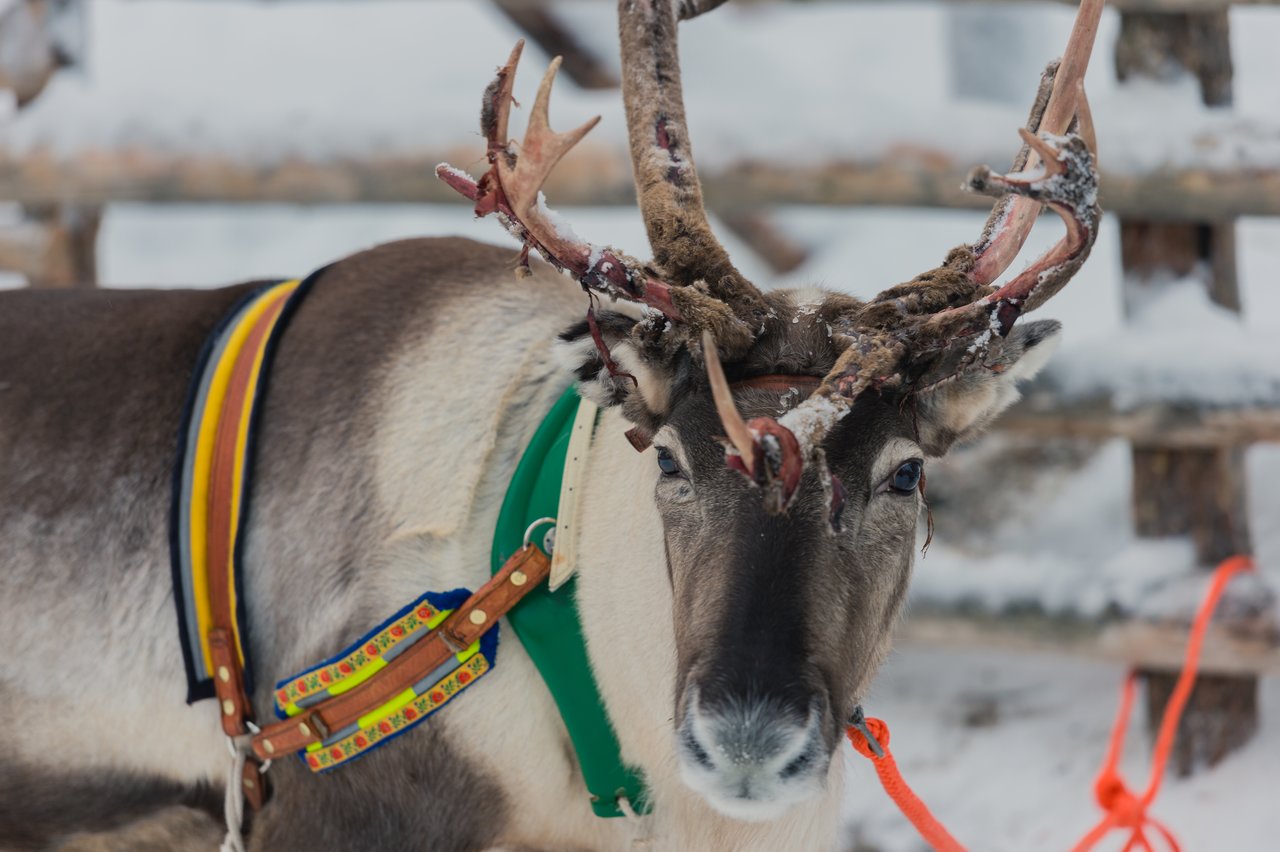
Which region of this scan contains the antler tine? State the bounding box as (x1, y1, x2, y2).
(499, 56, 603, 222)
(969, 0, 1104, 286)
(618, 0, 768, 336)
(437, 40, 683, 321)
(703, 329, 805, 513)
(706, 0, 1103, 517)
(702, 329, 756, 472)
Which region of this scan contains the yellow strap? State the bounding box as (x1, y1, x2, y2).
(189, 280, 299, 673)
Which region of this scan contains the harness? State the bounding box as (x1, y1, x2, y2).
(170, 277, 645, 846)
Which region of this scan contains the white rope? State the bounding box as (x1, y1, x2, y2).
(220, 737, 249, 852)
(617, 795, 654, 848)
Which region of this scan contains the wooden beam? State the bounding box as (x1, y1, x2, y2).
(899, 613, 1280, 676)
(0, 204, 100, 288)
(490, 0, 618, 90)
(716, 209, 810, 274)
(475, 0, 1280, 12)
(4, 144, 1280, 218)
(996, 399, 1280, 447)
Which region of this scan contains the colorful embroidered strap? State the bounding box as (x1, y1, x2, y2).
(274, 588, 499, 772)
(170, 277, 311, 703)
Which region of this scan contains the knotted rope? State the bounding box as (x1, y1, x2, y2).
(848, 554, 1255, 852)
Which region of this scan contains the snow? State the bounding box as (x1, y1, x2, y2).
(1049, 280, 1280, 409)
(534, 190, 586, 245)
(842, 644, 1280, 851)
(7, 0, 1280, 177)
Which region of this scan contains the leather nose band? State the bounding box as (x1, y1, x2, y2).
(729, 374, 822, 394)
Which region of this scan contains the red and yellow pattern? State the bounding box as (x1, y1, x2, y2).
(274, 600, 450, 712)
(303, 653, 491, 771)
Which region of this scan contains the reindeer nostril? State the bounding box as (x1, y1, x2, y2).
(682, 727, 715, 770)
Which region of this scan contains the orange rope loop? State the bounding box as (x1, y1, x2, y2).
(1070, 554, 1255, 852)
(846, 714, 966, 852)
(846, 555, 1254, 852)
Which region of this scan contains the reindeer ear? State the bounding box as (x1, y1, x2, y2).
(556, 312, 675, 417)
(914, 320, 1061, 456)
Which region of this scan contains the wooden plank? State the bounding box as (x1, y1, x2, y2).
(0, 204, 100, 288)
(491, 0, 618, 89)
(898, 614, 1280, 676)
(997, 398, 1280, 446)
(4, 144, 1280, 217)
(479, 0, 1280, 11)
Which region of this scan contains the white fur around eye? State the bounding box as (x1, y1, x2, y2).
(870, 437, 924, 487)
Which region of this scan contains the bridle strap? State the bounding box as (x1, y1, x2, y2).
(250, 544, 551, 761)
(730, 374, 822, 394)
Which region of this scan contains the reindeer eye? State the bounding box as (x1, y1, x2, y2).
(656, 447, 681, 477)
(890, 460, 923, 494)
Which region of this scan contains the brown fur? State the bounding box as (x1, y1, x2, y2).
(618, 0, 768, 341)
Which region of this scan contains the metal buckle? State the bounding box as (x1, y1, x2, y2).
(848, 705, 884, 758)
(523, 517, 557, 552)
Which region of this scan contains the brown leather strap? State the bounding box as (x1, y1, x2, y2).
(205, 293, 289, 741)
(241, 760, 268, 811)
(251, 544, 551, 762)
(731, 374, 822, 394)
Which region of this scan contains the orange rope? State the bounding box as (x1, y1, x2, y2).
(846, 555, 1254, 852)
(846, 717, 966, 852)
(1070, 554, 1255, 852)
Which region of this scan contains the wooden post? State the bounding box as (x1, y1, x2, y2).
(13, 204, 101, 289)
(491, 0, 618, 90)
(716, 209, 810, 275)
(1116, 9, 1258, 773)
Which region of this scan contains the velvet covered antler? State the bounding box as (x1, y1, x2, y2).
(437, 0, 770, 364)
(707, 0, 1104, 512)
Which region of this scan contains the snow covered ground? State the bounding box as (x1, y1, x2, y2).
(842, 644, 1280, 851)
(6, 0, 1279, 848)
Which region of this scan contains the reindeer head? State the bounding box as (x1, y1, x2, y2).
(440, 0, 1102, 823)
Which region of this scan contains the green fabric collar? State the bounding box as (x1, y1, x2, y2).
(490, 386, 649, 819)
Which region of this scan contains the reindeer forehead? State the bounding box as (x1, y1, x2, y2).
(726, 289, 858, 377)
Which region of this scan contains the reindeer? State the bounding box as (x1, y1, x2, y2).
(0, 1, 1102, 849)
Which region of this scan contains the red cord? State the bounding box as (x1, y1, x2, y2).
(846, 555, 1254, 852)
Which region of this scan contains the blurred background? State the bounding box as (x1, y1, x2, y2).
(3, 0, 1279, 848)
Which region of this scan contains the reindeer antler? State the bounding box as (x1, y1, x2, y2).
(619, 0, 769, 340)
(436, 41, 681, 321)
(705, 0, 1104, 513)
(438, 17, 767, 362)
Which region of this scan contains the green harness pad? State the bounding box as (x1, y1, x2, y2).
(491, 386, 649, 818)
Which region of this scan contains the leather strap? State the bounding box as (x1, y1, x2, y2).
(731, 374, 822, 394)
(251, 544, 551, 762)
(202, 288, 290, 806)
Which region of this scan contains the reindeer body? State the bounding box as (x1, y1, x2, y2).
(0, 237, 846, 851)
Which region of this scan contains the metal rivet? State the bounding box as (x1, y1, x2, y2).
(298, 722, 312, 739)
(222, 700, 235, 716)
(510, 570, 528, 587)
(469, 609, 487, 625)
(262, 739, 275, 754)
(217, 666, 231, 683)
